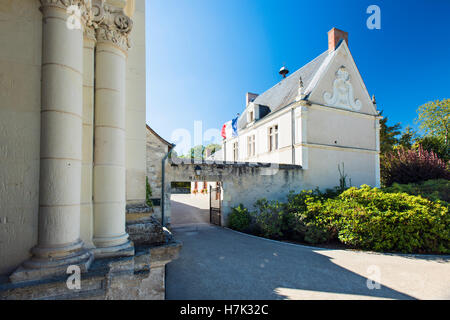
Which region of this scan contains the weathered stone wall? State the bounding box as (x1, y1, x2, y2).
(166, 161, 304, 226)
(0, 0, 42, 276)
(146, 128, 170, 220)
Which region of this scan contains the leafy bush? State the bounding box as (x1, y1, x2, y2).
(252, 199, 288, 239)
(384, 179, 450, 204)
(146, 177, 153, 208)
(284, 190, 339, 244)
(333, 186, 450, 253)
(229, 184, 450, 253)
(413, 136, 449, 162)
(381, 145, 449, 187)
(228, 204, 252, 232)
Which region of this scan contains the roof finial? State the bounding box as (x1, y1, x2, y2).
(295, 76, 306, 102)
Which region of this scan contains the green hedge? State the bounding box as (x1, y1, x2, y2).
(228, 184, 450, 254)
(329, 186, 449, 253)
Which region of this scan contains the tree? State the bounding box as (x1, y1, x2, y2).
(398, 126, 416, 149)
(416, 99, 450, 147)
(413, 136, 449, 162)
(182, 143, 223, 160)
(379, 111, 401, 154)
(205, 143, 221, 156)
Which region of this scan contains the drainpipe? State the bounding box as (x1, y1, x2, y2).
(161, 144, 175, 227)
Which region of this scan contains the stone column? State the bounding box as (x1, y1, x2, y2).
(11, 0, 93, 282)
(80, 26, 96, 248)
(92, 0, 134, 257)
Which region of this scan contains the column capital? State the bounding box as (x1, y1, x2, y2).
(84, 25, 97, 42)
(40, 0, 90, 9)
(40, 0, 93, 14)
(93, 0, 133, 51)
(40, 0, 95, 32)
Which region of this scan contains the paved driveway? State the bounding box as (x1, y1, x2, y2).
(170, 194, 210, 227)
(166, 224, 450, 300)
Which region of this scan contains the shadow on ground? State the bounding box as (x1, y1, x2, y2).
(166, 225, 421, 300)
(170, 198, 210, 226)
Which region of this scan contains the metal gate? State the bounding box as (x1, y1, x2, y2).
(209, 185, 222, 226)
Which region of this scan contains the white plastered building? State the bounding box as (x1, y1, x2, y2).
(223, 28, 381, 190)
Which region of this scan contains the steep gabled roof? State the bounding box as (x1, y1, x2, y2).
(146, 124, 173, 148)
(237, 49, 331, 129)
(253, 50, 330, 112)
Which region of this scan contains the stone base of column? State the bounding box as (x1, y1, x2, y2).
(91, 240, 135, 259)
(9, 242, 94, 283)
(1, 238, 182, 300)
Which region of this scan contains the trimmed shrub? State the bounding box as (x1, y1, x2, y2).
(381, 145, 449, 187)
(228, 204, 252, 232)
(333, 186, 450, 253)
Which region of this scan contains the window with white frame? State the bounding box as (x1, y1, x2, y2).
(249, 110, 254, 122)
(268, 125, 278, 152)
(233, 142, 239, 161)
(247, 135, 255, 157)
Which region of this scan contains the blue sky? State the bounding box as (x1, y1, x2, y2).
(146, 0, 450, 150)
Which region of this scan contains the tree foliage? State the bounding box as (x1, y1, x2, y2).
(381, 145, 449, 187)
(179, 143, 222, 160)
(413, 136, 449, 162)
(398, 126, 416, 149)
(379, 111, 401, 154)
(416, 99, 450, 146)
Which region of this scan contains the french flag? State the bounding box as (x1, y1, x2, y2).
(221, 117, 238, 139)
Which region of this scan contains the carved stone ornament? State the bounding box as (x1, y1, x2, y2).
(93, 0, 133, 51)
(40, 0, 94, 30)
(295, 76, 305, 102)
(323, 66, 362, 111)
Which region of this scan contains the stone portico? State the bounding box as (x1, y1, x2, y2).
(0, 0, 180, 299)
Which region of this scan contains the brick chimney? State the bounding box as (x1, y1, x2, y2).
(328, 28, 348, 52)
(246, 92, 258, 106)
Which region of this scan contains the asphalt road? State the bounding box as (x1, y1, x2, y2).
(166, 224, 450, 300)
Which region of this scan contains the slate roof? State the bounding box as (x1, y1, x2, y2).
(238, 49, 331, 130)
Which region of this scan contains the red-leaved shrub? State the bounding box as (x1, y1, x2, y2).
(381, 145, 450, 186)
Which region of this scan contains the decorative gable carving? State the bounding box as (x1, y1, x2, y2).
(323, 66, 361, 111)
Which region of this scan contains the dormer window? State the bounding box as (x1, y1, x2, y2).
(247, 104, 255, 124)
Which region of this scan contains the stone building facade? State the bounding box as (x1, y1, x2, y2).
(0, 0, 180, 299)
(146, 125, 173, 221)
